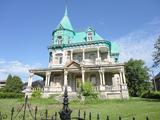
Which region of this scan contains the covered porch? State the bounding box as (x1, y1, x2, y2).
(26, 62, 127, 96)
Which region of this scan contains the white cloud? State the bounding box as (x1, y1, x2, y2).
(114, 21, 160, 67)
(0, 59, 43, 82)
(0, 58, 5, 64)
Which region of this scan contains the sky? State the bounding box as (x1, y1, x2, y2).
(0, 0, 160, 81)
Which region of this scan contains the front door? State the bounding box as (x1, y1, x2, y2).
(76, 76, 82, 92)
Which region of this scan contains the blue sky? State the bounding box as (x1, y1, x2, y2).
(0, 0, 160, 81)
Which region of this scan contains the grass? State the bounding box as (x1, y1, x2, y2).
(0, 97, 160, 120)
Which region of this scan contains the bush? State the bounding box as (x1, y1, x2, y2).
(31, 89, 42, 98)
(80, 82, 98, 98)
(141, 90, 160, 99)
(0, 88, 6, 92)
(0, 92, 24, 98)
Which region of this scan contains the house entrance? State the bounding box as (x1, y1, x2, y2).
(76, 76, 82, 92)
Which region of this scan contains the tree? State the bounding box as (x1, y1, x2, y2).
(5, 74, 23, 93)
(125, 59, 150, 97)
(153, 36, 160, 68)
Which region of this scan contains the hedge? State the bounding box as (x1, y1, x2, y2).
(0, 92, 25, 98)
(141, 90, 160, 99)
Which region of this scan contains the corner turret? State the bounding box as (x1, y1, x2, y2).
(52, 7, 75, 45)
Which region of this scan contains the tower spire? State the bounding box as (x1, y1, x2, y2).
(64, 6, 68, 16)
(55, 5, 73, 31)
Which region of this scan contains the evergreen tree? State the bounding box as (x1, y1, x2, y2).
(125, 59, 150, 97)
(153, 36, 160, 68)
(5, 74, 23, 93)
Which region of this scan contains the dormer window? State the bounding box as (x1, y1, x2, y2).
(57, 36, 62, 45)
(87, 32, 93, 41)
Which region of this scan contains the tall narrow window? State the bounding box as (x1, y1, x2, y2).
(55, 53, 63, 64)
(59, 57, 62, 64)
(49, 52, 52, 62)
(57, 36, 62, 45)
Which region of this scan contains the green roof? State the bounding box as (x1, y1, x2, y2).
(52, 8, 119, 55)
(73, 30, 103, 43)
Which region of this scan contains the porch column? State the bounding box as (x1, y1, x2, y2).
(28, 73, 34, 87)
(99, 70, 103, 85)
(82, 69, 85, 84)
(71, 50, 73, 61)
(97, 47, 100, 59)
(107, 51, 110, 61)
(64, 70, 68, 86)
(122, 71, 126, 84)
(119, 71, 123, 84)
(47, 72, 51, 86)
(102, 70, 105, 85)
(82, 49, 85, 61)
(45, 72, 51, 87)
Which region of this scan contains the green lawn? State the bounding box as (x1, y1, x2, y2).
(0, 97, 160, 120)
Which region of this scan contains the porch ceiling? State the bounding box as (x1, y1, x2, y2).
(68, 69, 81, 73)
(34, 72, 46, 78)
(84, 66, 122, 73)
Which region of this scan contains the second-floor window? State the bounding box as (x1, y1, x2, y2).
(73, 53, 82, 62)
(89, 53, 96, 61)
(55, 53, 63, 64)
(49, 52, 52, 62)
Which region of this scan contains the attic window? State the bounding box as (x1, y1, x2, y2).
(87, 32, 93, 41)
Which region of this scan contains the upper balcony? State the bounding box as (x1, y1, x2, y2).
(49, 45, 117, 68)
(69, 46, 115, 65)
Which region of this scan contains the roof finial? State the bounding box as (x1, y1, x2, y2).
(65, 6, 68, 16)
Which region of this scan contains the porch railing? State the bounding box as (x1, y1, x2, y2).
(93, 84, 128, 92)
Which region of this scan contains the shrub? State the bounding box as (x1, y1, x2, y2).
(0, 88, 5, 92)
(0, 92, 24, 98)
(31, 89, 42, 98)
(141, 90, 160, 99)
(80, 82, 98, 98)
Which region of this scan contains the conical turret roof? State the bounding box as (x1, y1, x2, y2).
(56, 7, 73, 31)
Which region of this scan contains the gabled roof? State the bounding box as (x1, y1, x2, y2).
(86, 27, 95, 32)
(56, 8, 73, 31)
(65, 60, 81, 68)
